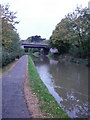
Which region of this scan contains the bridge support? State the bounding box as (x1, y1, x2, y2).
(40, 48, 50, 55)
(43, 48, 50, 55)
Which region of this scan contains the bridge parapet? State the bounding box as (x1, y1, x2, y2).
(21, 43, 50, 48)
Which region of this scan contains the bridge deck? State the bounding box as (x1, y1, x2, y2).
(22, 43, 49, 48)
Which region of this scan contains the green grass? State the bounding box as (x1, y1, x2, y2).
(28, 55, 71, 118)
(47, 53, 55, 58)
(33, 52, 40, 57)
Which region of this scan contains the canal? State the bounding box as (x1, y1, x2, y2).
(32, 55, 89, 118)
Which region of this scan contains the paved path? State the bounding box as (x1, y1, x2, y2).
(2, 55, 30, 118)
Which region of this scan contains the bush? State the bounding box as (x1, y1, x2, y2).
(2, 49, 24, 67)
(69, 45, 79, 57)
(2, 51, 14, 66)
(69, 45, 88, 59)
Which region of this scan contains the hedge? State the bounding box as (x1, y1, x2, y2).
(1, 49, 24, 67)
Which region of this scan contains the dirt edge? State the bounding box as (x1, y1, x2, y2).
(24, 56, 48, 118)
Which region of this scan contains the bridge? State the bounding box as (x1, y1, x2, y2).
(21, 43, 49, 48)
(21, 42, 50, 55)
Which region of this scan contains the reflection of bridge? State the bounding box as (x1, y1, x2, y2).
(21, 43, 50, 55)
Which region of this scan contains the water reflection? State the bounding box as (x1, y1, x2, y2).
(32, 56, 89, 118)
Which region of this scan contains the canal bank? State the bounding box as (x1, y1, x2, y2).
(47, 53, 88, 66)
(28, 55, 70, 118)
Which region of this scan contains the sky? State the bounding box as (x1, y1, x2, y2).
(1, 0, 89, 40)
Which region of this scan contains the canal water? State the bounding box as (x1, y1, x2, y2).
(32, 56, 89, 118)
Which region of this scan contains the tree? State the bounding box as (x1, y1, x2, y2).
(1, 4, 23, 66)
(66, 7, 89, 58)
(27, 35, 46, 43)
(50, 6, 89, 58)
(1, 4, 19, 50)
(50, 18, 71, 54)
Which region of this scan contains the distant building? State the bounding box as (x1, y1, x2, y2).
(50, 48, 58, 53)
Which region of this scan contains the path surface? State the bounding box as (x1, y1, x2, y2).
(2, 55, 30, 118)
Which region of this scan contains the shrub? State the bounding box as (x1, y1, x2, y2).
(2, 49, 24, 67)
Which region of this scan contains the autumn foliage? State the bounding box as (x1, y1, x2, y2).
(50, 7, 90, 58)
(1, 4, 23, 66)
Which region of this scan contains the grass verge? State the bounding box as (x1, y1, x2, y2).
(28, 55, 70, 118)
(33, 52, 40, 57)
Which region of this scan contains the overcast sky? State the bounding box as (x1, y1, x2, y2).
(1, 0, 89, 40)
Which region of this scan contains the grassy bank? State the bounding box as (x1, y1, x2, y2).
(28, 55, 70, 118)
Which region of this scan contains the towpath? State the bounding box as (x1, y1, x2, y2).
(2, 55, 30, 118)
